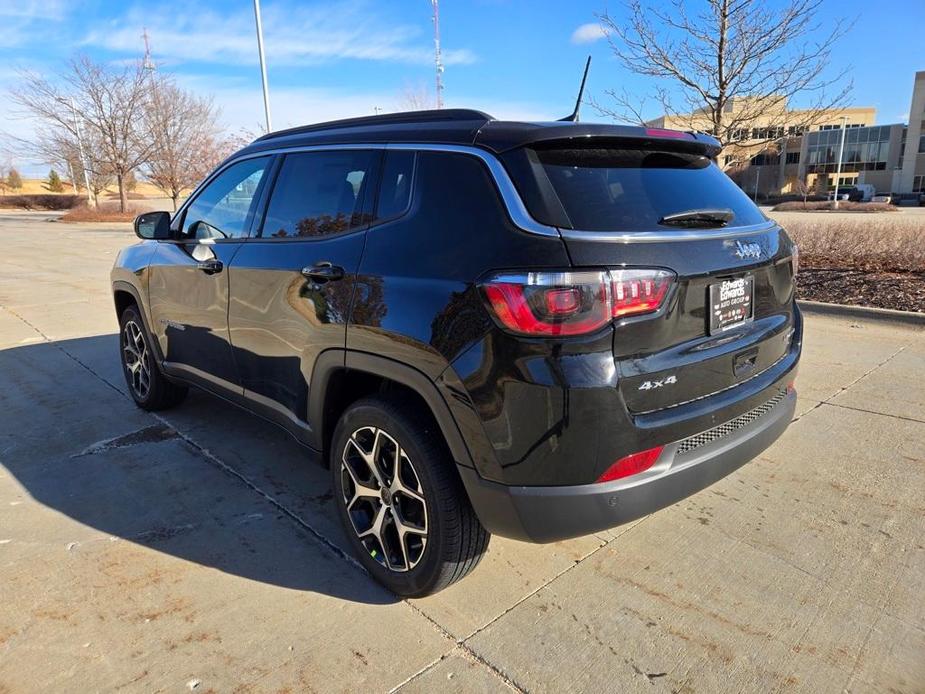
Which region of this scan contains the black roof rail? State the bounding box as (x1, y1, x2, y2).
(255, 109, 495, 143)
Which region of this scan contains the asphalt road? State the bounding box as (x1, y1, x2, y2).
(1, 212, 923, 693)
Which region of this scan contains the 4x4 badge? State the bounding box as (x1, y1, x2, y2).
(734, 240, 762, 260)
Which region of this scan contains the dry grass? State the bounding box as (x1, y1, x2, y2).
(103, 191, 147, 200)
(6, 177, 165, 197)
(773, 201, 899, 212)
(782, 216, 925, 273)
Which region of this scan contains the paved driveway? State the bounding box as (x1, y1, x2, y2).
(1, 212, 922, 693)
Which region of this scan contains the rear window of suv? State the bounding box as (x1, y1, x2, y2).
(522, 147, 767, 231)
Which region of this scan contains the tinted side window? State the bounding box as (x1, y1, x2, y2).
(375, 151, 414, 221)
(182, 157, 269, 240)
(261, 150, 378, 238)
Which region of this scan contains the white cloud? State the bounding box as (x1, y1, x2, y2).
(83, 2, 476, 68)
(570, 22, 609, 44)
(0, 0, 68, 48)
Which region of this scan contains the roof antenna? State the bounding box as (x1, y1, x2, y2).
(559, 56, 591, 122)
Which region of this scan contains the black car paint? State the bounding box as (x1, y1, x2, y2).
(112, 112, 801, 542)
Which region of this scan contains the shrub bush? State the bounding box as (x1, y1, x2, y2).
(781, 216, 925, 273)
(0, 194, 83, 210)
(772, 201, 899, 212)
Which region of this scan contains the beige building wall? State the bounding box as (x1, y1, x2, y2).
(899, 71, 925, 193)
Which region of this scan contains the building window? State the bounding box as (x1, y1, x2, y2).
(803, 124, 891, 175)
(914, 175, 925, 193)
(785, 152, 800, 164)
(750, 153, 776, 166)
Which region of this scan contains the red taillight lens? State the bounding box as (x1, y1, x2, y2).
(480, 269, 675, 337)
(482, 271, 612, 336)
(645, 128, 692, 140)
(610, 269, 674, 319)
(597, 446, 664, 483)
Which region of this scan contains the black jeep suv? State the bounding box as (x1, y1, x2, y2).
(112, 110, 801, 596)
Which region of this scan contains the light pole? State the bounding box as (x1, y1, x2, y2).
(253, 0, 272, 133)
(832, 116, 848, 209)
(57, 96, 93, 207)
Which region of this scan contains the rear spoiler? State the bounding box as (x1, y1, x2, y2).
(475, 122, 722, 159)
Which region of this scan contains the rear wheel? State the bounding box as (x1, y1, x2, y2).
(119, 305, 187, 411)
(331, 396, 489, 597)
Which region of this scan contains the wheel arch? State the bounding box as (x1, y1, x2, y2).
(309, 350, 474, 470)
(112, 280, 166, 365)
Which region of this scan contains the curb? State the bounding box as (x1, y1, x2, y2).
(798, 300, 925, 327)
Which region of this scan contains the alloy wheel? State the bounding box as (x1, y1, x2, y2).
(340, 426, 428, 572)
(122, 320, 151, 400)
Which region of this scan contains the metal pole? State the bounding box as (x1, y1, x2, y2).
(66, 160, 78, 194)
(253, 0, 272, 132)
(431, 0, 444, 109)
(67, 97, 94, 207)
(754, 167, 760, 202)
(833, 116, 847, 209)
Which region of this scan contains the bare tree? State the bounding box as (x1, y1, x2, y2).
(26, 127, 105, 205)
(398, 82, 434, 111)
(143, 78, 226, 210)
(794, 178, 812, 207)
(593, 0, 853, 148)
(10, 55, 155, 212)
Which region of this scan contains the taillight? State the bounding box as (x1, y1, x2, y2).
(597, 446, 664, 483)
(480, 269, 674, 337)
(610, 269, 673, 319)
(482, 271, 612, 337)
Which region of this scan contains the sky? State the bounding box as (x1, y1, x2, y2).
(1, 0, 923, 176)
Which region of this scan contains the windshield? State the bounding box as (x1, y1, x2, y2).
(530, 147, 767, 232)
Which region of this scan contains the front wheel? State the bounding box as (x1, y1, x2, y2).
(330, 396, 489, 597)
(119, 305, 187, 411)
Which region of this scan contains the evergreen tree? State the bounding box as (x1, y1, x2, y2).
(46, 169, 64, 193)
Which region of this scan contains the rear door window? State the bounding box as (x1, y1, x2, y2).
(260, 150, 379, 238)
(528, 147, 766, 231)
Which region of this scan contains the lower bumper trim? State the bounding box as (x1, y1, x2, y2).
(459, 389, 796, 543)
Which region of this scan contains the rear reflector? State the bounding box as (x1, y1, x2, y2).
(597, 446, 664, 483)
(480, 268, 675, 337)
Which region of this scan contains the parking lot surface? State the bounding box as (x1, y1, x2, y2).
(1, 211, 923, 693)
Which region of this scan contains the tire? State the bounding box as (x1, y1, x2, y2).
(330, 395, 490, 597)
(119, 305, 187, 411)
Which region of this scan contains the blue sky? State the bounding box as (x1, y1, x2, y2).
(1, 0, 923, 174)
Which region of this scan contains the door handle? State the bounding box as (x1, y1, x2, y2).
(196, 258, 223, 274)
(301, 262, 345, 282)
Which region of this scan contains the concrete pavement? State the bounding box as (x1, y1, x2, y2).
(0, 212, 922, 693)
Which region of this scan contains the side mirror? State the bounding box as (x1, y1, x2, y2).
(134, 211, 172, 240)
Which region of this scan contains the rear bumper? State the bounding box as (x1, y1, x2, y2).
(459, 387, 796, 543)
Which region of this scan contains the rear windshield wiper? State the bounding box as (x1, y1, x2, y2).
(658, 208, 734, 228)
